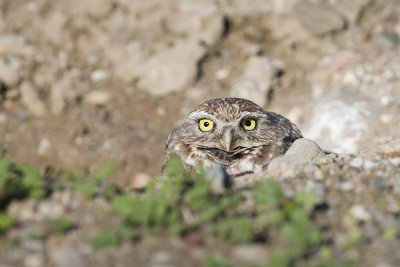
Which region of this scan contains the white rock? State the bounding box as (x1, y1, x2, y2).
(292, 1, 345, 35)
(138, 41, 205, 96)
(42, 12, 67, 44)
(50, 78, 68, 115)
(90, 70, 109, 82)
(84, 90, 111, 105)
(108, 41, 148, 83)
(37, 138, 51, 156)
(102, 140, 112, 151)
(350, 157, 363, 168)
(231, 244, 269, 264)
(215, 69, 230, 80)
(285, 138, 325, 162)
(363, 159, 376, 170)
(303, 89, 379, 154)
(350, 205, 371, 221)
(37, 201, 65, 220)
(131, 173, 152, 190)
(50, 246, 83, 267)
(0, 34, 33, 56)
(20, 82, 47, 117)
(0, 58, 21, 87)
(166, 12, 224, 45)
(24, 253, 44, 267)
(230, 56, 281, 107)
(0, 112, 6, 123)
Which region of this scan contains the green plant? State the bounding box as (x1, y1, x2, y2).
(90, 230, 120, 249)
(52, 215, 74, 232)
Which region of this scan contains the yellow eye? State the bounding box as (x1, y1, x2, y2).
(198, 119, 214, 132)
(241, 118, 256, 131)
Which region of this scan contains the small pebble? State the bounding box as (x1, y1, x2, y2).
(215, 69, 229, 80)
(350, 205, 371, 221)
(90, 69, 109, 82)
(363, 159, 376, 170)
(84, 90, 111, 105)
(350, 157, 363, 168)
(231, 244, 269, 264)
(37, 137, 51, 155)
(131, 173, 152, 190)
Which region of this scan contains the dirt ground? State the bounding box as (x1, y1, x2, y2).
(0, 0, 399, 181)
(1, 1, 400, 266)
(0, 1, 399, 188)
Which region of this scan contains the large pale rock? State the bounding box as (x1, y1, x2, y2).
(165, 13, 224, 45)
(292, 1, 346, 35)
(230, 56, 282, 107)
(303, 89, 380, 154)
(20, 82, 47, 117)
(0, 58, 21, 87)
(137, 41, 205, 96)
(285, 138, 325, 162)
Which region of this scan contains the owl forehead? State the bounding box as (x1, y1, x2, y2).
(189, 98, 264, 122)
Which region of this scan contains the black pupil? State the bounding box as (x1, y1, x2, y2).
(245, 120, 251, 126)
(204, 121, 209, 127)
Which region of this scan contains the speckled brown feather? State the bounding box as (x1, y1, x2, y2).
(162, 98, 302, 184)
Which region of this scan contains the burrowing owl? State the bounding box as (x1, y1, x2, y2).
(163, 98, 302, 181)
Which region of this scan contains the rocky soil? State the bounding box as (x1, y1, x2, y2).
(0, 0, 400, 266)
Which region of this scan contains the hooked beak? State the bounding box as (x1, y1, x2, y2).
(223, 129, 233, 152)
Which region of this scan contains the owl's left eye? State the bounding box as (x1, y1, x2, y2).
(199, 119, 214, 132)
(241, 118, 256, 131)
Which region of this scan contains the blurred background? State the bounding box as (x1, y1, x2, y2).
(0, 0, 399, 187)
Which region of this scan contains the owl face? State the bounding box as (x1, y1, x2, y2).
(163, 97, 302, 178)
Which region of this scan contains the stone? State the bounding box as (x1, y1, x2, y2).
(0, 34, 33, 56)
(335, 0, 371, 25)
(20, 82, 47, 117)
(267, 154, 317, 180)
(350, 205, 371, 221)
(350, 157, 363, 168)
(0, 58, 21, 87)
(230, 56, 282, 107)
(137, 41, 205, 96)
(231, 244, 269, 264)
(131, 173, 152, 190)
(376, 32, 400, 49)
(285, 138, 325, 162)
(7, 198, 38, 222)
(302, 89, 379, 154)
(84, 90, 111, 105)
(36, 201, 66, 220)
(90, 70, 109, 82)
(49, 246, 83, 267)
(37, 137, 51, 156)
(23, 253, 44, 267)
(205, 163, 232, 194)
(165, 12, 224, 45)
(50, 78, 69, 115)
(292, 1, 346, 35)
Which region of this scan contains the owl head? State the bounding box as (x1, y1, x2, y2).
(163, 98, 302, 176)
(176, 98, 287, 151)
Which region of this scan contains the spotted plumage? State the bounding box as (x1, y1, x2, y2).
(162, 98, 302, 184)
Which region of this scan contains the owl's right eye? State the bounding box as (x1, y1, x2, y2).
(198, 119, 214, 132)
